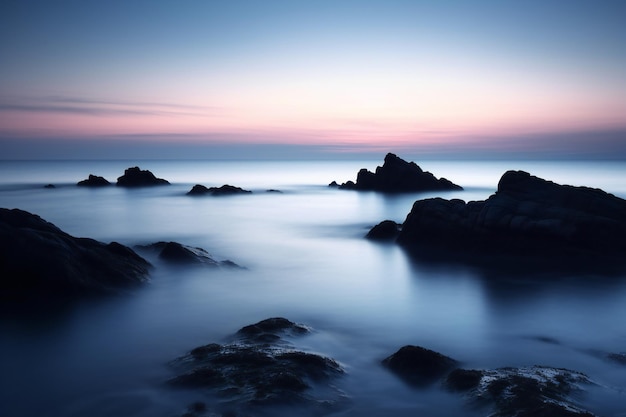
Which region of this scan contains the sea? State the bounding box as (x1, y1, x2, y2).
(1, 159, 626, 417)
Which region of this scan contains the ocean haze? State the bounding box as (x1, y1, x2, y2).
(1, 159, 626, 416)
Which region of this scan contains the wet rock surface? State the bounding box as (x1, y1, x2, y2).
(383, 170, 626, 273)
(187, 184, 252, 196)
(0, 208, 150, 299)
(169, 318, 346, 416)
(446, 366, 596, 417)
(77, 174, 111, 186)
(116, 166, 169, 187)
(334, 153, 462, 192)
(137, 241, 240, 268)
(379, 344, 600, 417)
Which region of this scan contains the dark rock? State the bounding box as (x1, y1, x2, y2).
(137, 241, 240, 268)
(446, 366, 596, 417)
(187, 184, 251, 196)
(116, 166, 169, 187)
(328, 181, 339, 187)
(44, 184, 55, 188)
(266, 189, 282, 193)
(237, 317, 310, 342)
(335, 153, 462, 192)
(446, 368, 484, 391)
(382, 345, 458, 386)
(168, 318, 345, 413)
(366, 220, 400, 240)
(396, 170, 626, 272)
(0, 208, 150, 299)
(187, 184, 210, 195)
(77, 174, 110, 187)
(607, 352, 626, 365)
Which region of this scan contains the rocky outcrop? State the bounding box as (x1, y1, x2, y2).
(380, 170, 626, 272)
(116, 167, 169, 187)
(382, 345, 458, 386)
(187, 184, 251, 196)
(334, 153, 462, 192)
(446, 366, 596, 417)
(381, 344, 598, 416)
(366, 220, 400, 240)
(0, 208, 150, 298)
(77, 174, 111, 187)
(168, 318, 345, 414)
(137, 241, 240, 268)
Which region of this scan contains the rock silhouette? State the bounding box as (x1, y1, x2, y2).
(0, 208, 150, 298)
(77, 174, 111, 187)
(187, 184, 251, 196)
(334, 153, 462, 192)
(365, 220, 400, 240)
(116, 167, 169, 187)
(382, 345, 458, 386)
(371, 170, 626, 272)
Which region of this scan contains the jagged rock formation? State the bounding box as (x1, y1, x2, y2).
(333, 153, 462, 192)
(77, 174, 111, 187)
(370, 170, 626, 272)
(116, 166, 169, 187)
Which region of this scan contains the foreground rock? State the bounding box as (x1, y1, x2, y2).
(382, 344, 598, 416)
(77, 174, 111, 187)
(382, 345, 458, 386)
(187, 184, 252, 196)
(137, 241, 240, 268)
(382, 170, 626, 272)
(169, 318, 346, 415)
(446, 366, 596, 417)
(0, 208, 150, 298)
(333, 153, 462, 192)
(116, 166, 169, 187)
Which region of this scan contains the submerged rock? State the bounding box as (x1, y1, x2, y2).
(385, 170, 626, 272)
(334, 153, 462, 192)
(606, 352, 626, 365)
(169, 318, 346, 415)
(187, 184, 251, 196)
(77, 174, 111, 187)
(44, 183, 55, 189)
(116, 166, 169, 187)
(446, 366, 596, 417)
(137, 241, 240, 268)
(0, 208, 150, 299)
(382, 345, 458, 386)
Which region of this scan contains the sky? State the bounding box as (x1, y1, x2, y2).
(1, 0, 625, 160)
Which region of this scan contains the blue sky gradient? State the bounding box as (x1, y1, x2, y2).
(1, 0, 625, 159)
